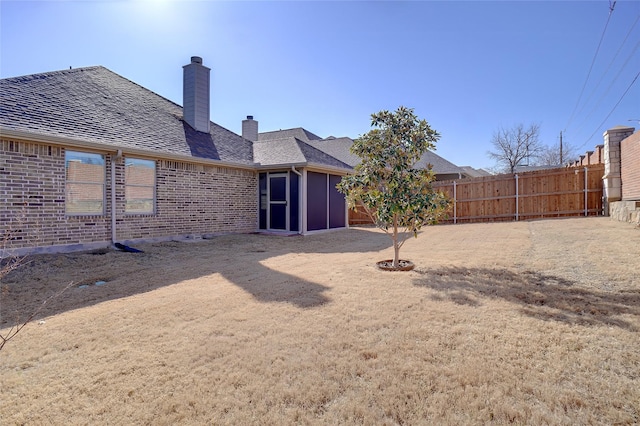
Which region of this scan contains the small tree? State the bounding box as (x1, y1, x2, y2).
(487, 123, 543, 173)
(337, 106, 450, 269)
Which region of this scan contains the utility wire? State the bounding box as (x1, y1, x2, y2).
(572, 39, 640, 136)
(564, 0, 617, 132)
(574, 14, 639, 121)
(577, 69, 639, 150)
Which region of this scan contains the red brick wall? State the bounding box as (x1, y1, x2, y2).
(1, 138, 257, 251)
(116, 159, 257, 240)
(621, 131, 640, 200)
(569, 145, 604, 167)
(1, 139, 111, 248)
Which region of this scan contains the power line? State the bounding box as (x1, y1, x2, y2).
(564, 0, 617, 132)
(574, 14, 639, 122)
(577, 69, 639, 150)
(572, 39, 640, 137)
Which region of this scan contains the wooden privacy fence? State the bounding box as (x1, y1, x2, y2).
(433, 164, 605, 224)
(348, 164, 605, 225)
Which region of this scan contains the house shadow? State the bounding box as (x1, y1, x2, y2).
(202, 228, 391, 308)
(0, 228, 392, 326)
(182, 121, 220, 159)
(412, 266, 640, 330)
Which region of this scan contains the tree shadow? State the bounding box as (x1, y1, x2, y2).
(0, 228, 392, 326)
(413, 266, 640, 330)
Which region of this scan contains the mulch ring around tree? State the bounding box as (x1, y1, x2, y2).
(376, 259, 415, 271)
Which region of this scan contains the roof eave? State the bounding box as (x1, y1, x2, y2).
(254, 161, 309, 171)
(254, 161, 352, 175)
(0, 127, 256, 171)
(305, 162, 352, 174)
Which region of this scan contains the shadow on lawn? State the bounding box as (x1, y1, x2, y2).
(0, 228, 392, 326)
(413, 267, 640, 330)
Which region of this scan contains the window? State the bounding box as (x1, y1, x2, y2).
(65, 151, 105, 215)
(125, 158, 155, 214)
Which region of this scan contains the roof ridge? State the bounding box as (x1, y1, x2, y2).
(1, 65, 105, 81)
(2, 65, 185, 111)
(93, 67, 185, 111)
(259, 127, 304, 135)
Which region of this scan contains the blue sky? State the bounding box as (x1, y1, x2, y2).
(1, 1, 638, 169)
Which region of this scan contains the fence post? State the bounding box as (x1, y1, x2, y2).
(453, 180, 457, 224)
(515, 174, 519, 221)
(584, 167, 588, 216)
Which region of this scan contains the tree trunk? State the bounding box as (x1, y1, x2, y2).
(392, 215, 400, 268)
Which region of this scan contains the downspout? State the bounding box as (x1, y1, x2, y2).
(290, 166, 302, 176)
(111, 150, 122, 244)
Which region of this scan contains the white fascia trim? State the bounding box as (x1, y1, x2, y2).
(254, 162, 308, 171)
(302, 163, 352, 175)
(255, 163, 352, 175)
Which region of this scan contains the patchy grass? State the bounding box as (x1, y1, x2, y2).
(1, 218, 638, 424)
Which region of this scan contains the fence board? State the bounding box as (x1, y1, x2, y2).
(347, 164, 605, 225)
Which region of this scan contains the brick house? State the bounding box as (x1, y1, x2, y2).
(1, 57, 352, 255)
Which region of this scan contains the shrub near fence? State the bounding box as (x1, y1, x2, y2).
(432, 164, 605, 224)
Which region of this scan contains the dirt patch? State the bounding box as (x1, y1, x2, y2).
(1, 218, 639, 424)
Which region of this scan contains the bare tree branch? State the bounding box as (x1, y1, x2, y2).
(487, 123, 543, 173)
(0, 281, 74, 351)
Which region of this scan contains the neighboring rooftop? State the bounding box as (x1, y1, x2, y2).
(460, 166, 493, 178)
(258, 127, 322, 143)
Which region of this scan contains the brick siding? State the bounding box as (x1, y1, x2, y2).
(1, 138, 257, 251)
(1, 139, 111, 249)
(621, 131, 640, 200)
(116, 160, 257, 240)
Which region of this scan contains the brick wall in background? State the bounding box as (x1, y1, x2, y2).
(621, 131, 640, 200)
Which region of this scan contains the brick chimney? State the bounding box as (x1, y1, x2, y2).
(242, 115, 258, 141)
(183, 56, 210, 133)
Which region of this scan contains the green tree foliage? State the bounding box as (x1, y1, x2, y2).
(337, 107, 451, 268)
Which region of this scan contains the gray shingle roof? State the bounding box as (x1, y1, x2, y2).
(414, 150, 466, 175)
(305, 137, 361, 168)
(0, 66, 254, 165)
(258, 127, 322, 143)
(260, 127, 466, 176)
(253, 136, 352, 170)
(460, 166, 492, 177)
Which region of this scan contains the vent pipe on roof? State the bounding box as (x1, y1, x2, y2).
(183, 56, 210, 133)
(242, 115, 258, 142)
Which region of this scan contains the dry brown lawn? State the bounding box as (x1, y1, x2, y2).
(1, 217, 639, 425)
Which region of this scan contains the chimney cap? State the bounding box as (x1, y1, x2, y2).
(191, 56, 203, 64)
(247, 115, 254, 120)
